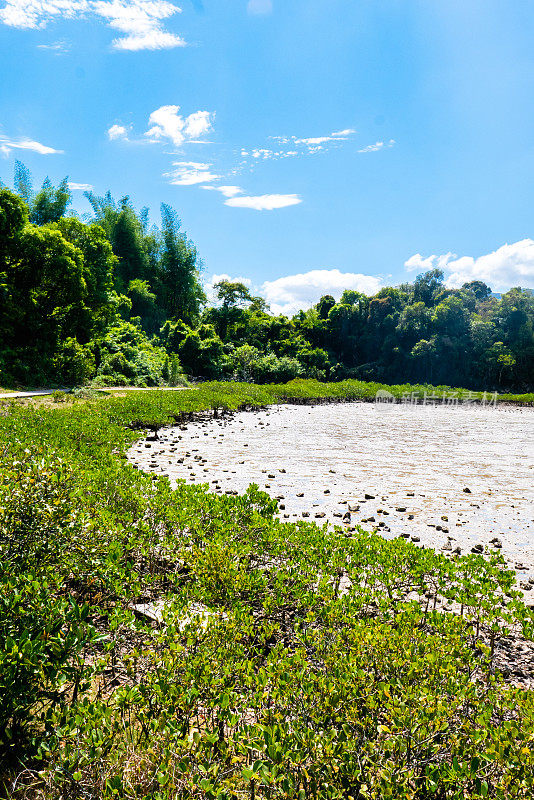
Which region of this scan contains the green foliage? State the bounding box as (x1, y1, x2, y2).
(0, 454, 96, 755)
(94, 319, 174, 386)
(228, 345, 303, 382)
(13, 161, 72, 224)
(0, 384, 532, 796)
(159, 203, 206, 324)
(1, 168, 533, 391)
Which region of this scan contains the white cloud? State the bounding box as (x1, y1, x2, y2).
(358, 138, 395, 153)
(165, 161, 220, 185)
(0, 0, 89, 28)
(145, 104, 213, 146)
(107, 123, 128, 140)
(247, 0, 272, 15)
(294, 136, 334, 146)
(331, 128, 356, 137)
(0, 134, 62, 155)
(183, 110, 213, 139)
(37, 39, 70, 52)
(225, 193, 301, 211)
(405, 240, 534, 292)
(203, 185, 243, 198)
(240, 128, 356, 166)
(261, 269, 383, 316)
(0, 0, 185, 51)
(113, 29, 185, 49)
(68, 181, 93, 191)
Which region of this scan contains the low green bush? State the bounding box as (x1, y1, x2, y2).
(0, 381, 532, 797)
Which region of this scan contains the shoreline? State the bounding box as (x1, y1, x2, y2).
(128, 398, 534, 687)
(128, 399, 534, 576)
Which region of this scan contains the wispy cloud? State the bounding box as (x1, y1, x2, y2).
(0, 134, 62, 156)
(405, 240, 534, 292)
(0, 0, 186, 51)
(247, 0, 272, 15)
(225, 193, 301, 211)
(68, 181, 93, 191)
(358, 138, 395, 153)
(165, 161, 220, 185)
(203, 185, 243, 198)
(37, 39, 71, 53)
(260, 128, 357, 160)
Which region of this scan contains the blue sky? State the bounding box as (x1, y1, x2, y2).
(1, 0, 534, 313)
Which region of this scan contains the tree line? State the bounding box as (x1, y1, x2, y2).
(1, 163, 533, 390)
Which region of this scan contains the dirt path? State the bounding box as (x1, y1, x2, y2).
(0, 386, 191, 399)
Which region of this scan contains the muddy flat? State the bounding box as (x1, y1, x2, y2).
(129, 401, 534, 584)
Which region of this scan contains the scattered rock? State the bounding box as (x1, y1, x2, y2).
(395, 506, 407, 512)
(365, 493, 375, 500)
(411, 536, 420, 542)
(471, 544, 484, 554)
(463, 487, 472, 494)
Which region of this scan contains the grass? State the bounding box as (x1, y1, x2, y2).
(0, 379, 533, 799)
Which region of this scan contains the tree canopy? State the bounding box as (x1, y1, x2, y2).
(0, 166, 533, 390)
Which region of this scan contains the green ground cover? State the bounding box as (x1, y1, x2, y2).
(1, 379, 533, 798)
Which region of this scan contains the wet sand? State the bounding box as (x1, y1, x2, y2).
(128, 401, 534, 585)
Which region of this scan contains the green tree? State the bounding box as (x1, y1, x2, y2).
(13, 161, 71, 224)
(485, 341, 517, 386)
(158, 203, 206, 324)
(209, 280, 253, 340)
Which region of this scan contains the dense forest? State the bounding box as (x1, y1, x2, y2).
(1, 164, 533, 390)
